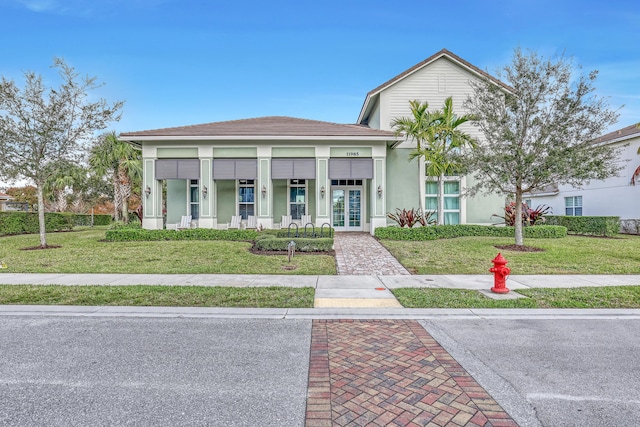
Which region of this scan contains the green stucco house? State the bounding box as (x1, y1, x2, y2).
(120, 49, 507, 233)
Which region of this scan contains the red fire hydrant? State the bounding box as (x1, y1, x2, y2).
(489, 253, 510, 294)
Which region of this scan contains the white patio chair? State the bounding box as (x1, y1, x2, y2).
(280, 215, 292, 229)
(177, 215, 192, 230)
(246, 215, 257, 229)
(229, 215, 242, 229)
(301, 214, 312, 225)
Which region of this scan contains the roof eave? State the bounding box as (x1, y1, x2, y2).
(119, 135, 400, 143)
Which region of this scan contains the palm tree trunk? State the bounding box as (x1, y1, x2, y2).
(437, 173, 445, 225)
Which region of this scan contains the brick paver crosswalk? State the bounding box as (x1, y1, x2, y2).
(305, 320, 517, 427)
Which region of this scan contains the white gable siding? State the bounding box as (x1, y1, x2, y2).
(368, 101, 381, 130)
(382, 58, 482, 138)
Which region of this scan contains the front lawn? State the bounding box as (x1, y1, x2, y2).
(380, 235, 640, 274)
(0, 228, 336, 274)
(393, 286, 640, 309)
(0, 285, 314, 308)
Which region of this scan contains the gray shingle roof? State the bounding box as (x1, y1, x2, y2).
(120, 116, 397, 139)
(594, 123, 640, 144)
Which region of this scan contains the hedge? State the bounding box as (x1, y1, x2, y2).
(254, 235, 334, 252)
(545, 215, 619, 237)
(104, 228, 259, 242)
(0, 212, 112, 236)
(374, 224, 567, 241)
(0, 212, 74, 235)
(274, 228, 334, 238)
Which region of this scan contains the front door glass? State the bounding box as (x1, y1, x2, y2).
(332, 187, 362, 231)
(332, 189, 345, 227)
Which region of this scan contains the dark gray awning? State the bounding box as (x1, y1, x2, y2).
(271, 158, 316, 179)
(155, 159, 200, 180)
(212, 159, 257, 179)
(329, 158, 373, 179)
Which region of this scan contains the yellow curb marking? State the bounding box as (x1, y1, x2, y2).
(314, 298, 403, 308)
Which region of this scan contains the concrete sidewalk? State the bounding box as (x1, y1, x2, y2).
(2, 272, 639, 288)
(2, 272, 639, 309)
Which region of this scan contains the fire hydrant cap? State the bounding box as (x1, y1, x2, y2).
(492, 253, 508, 265)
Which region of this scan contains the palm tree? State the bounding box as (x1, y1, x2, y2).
(43, 163, 86, 212)
(393, 97, 476, 225)
(89, 131, 142, 222)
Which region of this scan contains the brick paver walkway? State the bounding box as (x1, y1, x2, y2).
(333, 233, 410, 275)
(305, 320, 516, 427)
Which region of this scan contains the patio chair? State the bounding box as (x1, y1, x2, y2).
(177, 215, 192, 230)
(280, 215, 292, 229)
(246, 215, 257, 229)
(229, 215, 242, 229)
(301, 214, 312, 225)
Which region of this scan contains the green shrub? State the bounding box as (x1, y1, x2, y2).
(255, 236, 334, 252)
(374, 224, 567, 240)
(0, 212, 74, 236)
(104, 228, 259, 242)
(545, 216, 619, 237)
(275, 227, 334, 238)
(72, 214, 112, 227)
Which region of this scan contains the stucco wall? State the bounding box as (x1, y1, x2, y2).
(385, 148, 421, 219)
(216, 180, 236, 224)
(166, 180, 187, 224)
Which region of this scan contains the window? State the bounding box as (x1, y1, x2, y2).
(189, 180, 199, 220)
(565, 196, 582, 216)
(330, 179, 363, 186)
(426, 180, 460, 224)
(238, 179, 255, 220)
(289, 179, 306, 220)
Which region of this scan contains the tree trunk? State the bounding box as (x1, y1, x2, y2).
(36, 183, 47, 248)
(112, 177, 121, 221)
(437, 173, 445, 225)
(514, 189, 524, 246)
(121, 179, 131, 224)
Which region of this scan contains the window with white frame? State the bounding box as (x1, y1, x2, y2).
(238, 179, 255, 220)
(565, 196, 582, 216)
(189, 179, 199, 220)
(289, 179, 306, 220)
(425, 179, 460, 224)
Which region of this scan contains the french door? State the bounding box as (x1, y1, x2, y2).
(331, 187, 363, 231)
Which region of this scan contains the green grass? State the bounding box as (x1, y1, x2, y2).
(0, 285, 314, 308)
(0, 228, 336, 274)
(393, 286, 640, 308)
(380, 235, 640, 274)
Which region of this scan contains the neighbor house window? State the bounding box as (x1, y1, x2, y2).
(289, 179, 306, 220)
(426, 179, 460, 224)
(238, 179, 255, 220)
(189, 179, 199, 219)
(565, 196, 582, 216)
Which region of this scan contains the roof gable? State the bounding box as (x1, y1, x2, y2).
(358, 49, 511, 124)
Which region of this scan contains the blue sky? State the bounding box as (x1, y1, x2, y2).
(1, 0, 638, 137)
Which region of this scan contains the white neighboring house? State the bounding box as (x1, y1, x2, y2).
(528, 124, 640, 224)
(0, 192, 13, 211)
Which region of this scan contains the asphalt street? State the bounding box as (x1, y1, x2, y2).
(0, 317, 311, 427)
(1, 315, 639, 426)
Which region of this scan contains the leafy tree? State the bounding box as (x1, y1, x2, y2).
(463, 48, 621, 246)
(5, 186, 37, 208)
(89, 131, 141, 222)
(392, 97, 476, 225)
(0, 58, 123, 247)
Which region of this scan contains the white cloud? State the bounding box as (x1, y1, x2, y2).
(16, 0, 57, 12)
